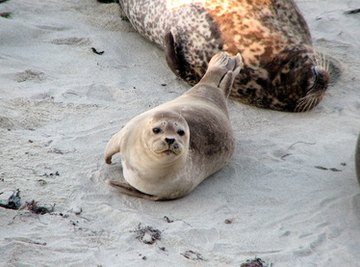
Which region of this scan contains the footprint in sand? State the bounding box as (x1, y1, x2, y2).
(51, 37, 91, 46)
(16, 69, 44, 83)
(0, 116, 14, 130)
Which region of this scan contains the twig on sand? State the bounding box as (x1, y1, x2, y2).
(344, 8, 360, 15)
(91, 47, 104, 55)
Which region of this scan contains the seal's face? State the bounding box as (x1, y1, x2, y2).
(232, 48, 330, 112)
(144, 111, 190, 161)
(253, 48, 330, 112)
(272, 49, 330, 112)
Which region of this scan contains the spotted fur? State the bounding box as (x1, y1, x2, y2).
(118, 0, 330, 112)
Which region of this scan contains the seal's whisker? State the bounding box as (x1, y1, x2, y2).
(303, 98, 312, 112)
(308, 97, 316, 111)
(295, 98, 306, 112)
(325, 55, 330, 73)
(296, 91, 322, 112)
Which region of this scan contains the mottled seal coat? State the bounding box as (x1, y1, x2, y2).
(104, 52, 242, 200)
(118, 0, 330, 112)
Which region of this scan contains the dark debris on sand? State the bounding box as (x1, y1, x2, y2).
(240, 257, 272, 267)
(91, 47, 104, 55)
(0, 190, 55, 215)
(0, 189, 22, 210)
(0, 11, 11, 18)
(181, 250, 205, 261)
(132, 223, 161, 245)
(25, 200, 55, 215)
(344, 8, 360, 15)
(96, 0, 117, 3)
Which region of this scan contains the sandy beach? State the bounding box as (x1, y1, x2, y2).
(1, 0, 360, 266)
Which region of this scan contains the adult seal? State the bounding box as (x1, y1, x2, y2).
(104, 52, 242, 200)
(118, 0, 330, 112)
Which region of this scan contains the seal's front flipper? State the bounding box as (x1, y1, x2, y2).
(108, 180, 161, 201)
(164, 31, 199, 85)
(104, 130, 124, 164)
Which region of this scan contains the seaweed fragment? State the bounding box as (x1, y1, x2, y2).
(0, 12, 11, 18)
(240, 257, 272, 267)
(25, 200, 55, 215)
(132, 223, 161, 244)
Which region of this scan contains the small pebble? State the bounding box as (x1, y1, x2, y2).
(72, 207, 82, 215)
(142, 232, 153, 244)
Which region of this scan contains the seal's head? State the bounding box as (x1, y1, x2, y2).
(266, 48, 330, 112)
(143, 111, 190, 162)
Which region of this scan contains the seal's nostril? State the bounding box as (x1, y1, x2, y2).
(165, 138, 175, 145)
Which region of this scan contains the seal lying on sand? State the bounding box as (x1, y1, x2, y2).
(118, 0, 330, 112)
(104, 52, 242, 200)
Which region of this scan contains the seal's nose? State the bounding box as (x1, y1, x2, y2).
(165, 137, 175, 145)
(310, 66, 329, 92)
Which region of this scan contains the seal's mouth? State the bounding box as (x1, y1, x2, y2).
(153, 148, 178, 156)
(162, 149, 178, 155)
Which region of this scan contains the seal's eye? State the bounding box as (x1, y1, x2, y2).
(177, 130, 185, 136)
(308, 66, 319, 91)
(152, 127, 161, 134)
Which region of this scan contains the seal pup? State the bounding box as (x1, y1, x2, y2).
(118, 0, 330, 112)
(104, 52, 242, 200)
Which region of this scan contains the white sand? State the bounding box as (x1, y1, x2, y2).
(1, 0, 360, 266)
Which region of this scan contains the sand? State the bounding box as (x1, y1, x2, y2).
(0, 0, 359, 266)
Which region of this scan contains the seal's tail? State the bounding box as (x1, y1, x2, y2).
(200, 52, 243, 96)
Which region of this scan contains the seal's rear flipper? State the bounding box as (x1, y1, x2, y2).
(108, 180, 162, 201)
(201, 52, 243, 96)
(164, 31, 199, 85)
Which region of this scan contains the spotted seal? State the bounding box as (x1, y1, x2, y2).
(104, 52, 242, 200)
(118, 0, 330, 112)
